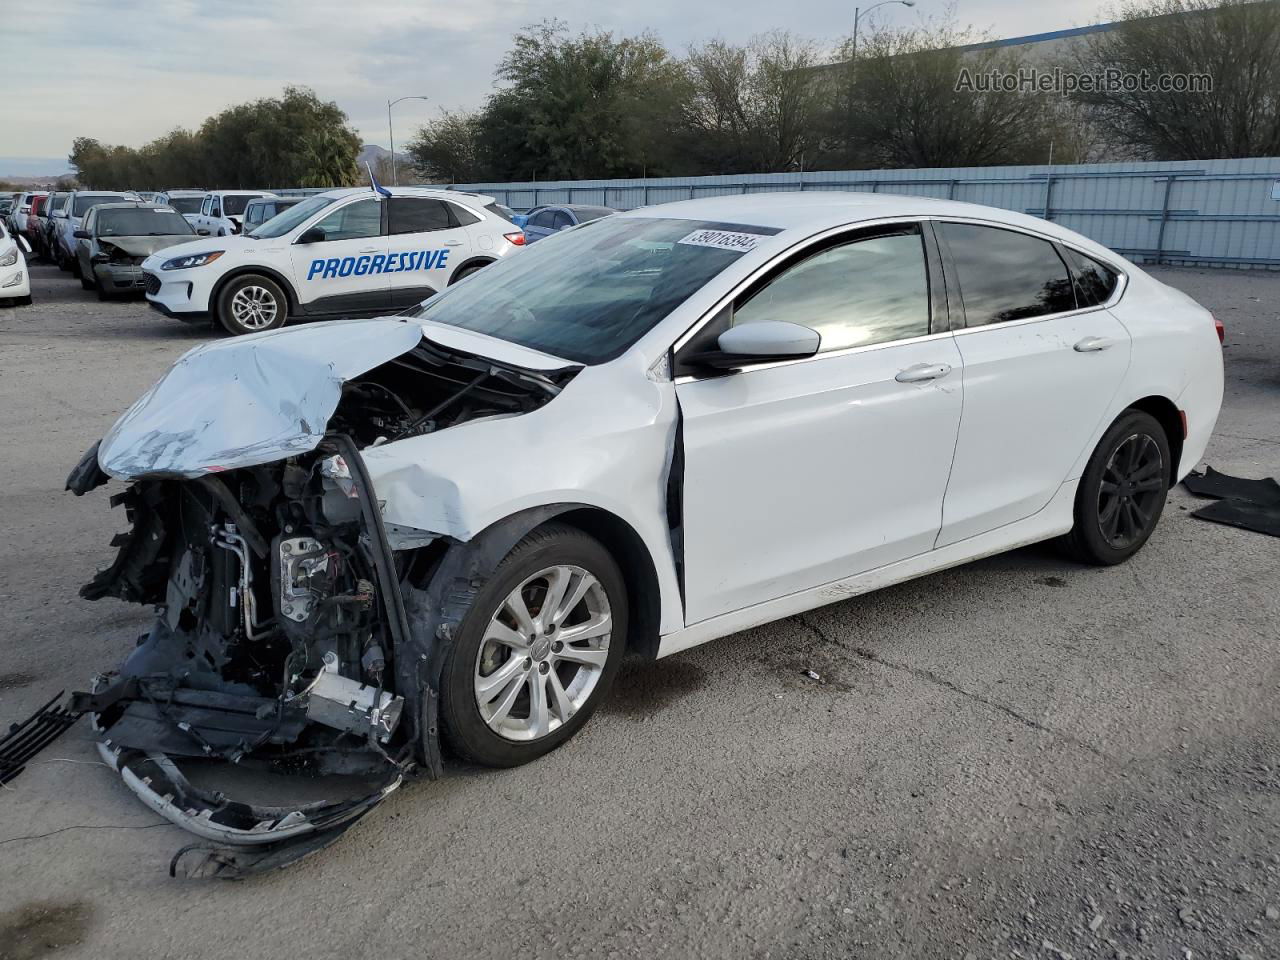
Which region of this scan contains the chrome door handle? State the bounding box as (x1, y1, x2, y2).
(443, 240, 464, 246)
(1074, 336, 1117, 352)
(895, 362, 952, 383)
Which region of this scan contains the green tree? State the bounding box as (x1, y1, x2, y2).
(682, 33, 826, 173)
(1071, 0, 1280, 160)
(408, 109, 488, 183)
(828, 17, 1056, 168)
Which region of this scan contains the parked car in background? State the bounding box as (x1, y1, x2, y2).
(159, 190, 207, 221)
(74, 202, 196, 300)
(189, 190, 276, 236)
(0, 221, 32, 306)
(0, 199, 12, 220)
(54, 191, 141, 274)
(43, 192, 71, 263)
(240, 195, 304, 234)
(520, 204, 616, 243)
(24, 194, 49, 259)
(10, 191, 47, 237)
(144, 187, 523, 334)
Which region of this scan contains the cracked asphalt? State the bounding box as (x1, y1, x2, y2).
(1, 262, 1277, 960)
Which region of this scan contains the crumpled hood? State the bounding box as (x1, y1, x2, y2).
(98, 318, 425, 479)
(99, 235, 194, 259)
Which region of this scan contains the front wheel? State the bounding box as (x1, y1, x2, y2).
(216, 274, 287, 335)
(440, 523, 627, 767)
(1060, 409, 1171, 565)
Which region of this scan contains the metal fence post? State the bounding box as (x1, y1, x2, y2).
(948, 179, 958, 199)
(1042, 173, 1055, 221)
(1154, 175, 1176, 266)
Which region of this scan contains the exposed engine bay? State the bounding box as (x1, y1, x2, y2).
(33, 330, 579, 878)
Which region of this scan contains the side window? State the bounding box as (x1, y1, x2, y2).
(529, 210, 555, 229)
(1065, 248, 1119, 307)
(388, 197, 452, 235)
(209, 196, 222, 218)
(551, 211, 574, 230)
(312, 198, 382, 242)
(941, 223, 1076, 326)
(732, 228, 931, 353)
(201, 196, 211, 216)
(448, 202, 481, 226)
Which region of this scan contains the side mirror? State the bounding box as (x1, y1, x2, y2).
(692, 321, 821, 370)
(73, 229, 90, 239)
(296, 226, 326, 244)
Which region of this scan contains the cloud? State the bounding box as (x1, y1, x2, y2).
(10, 0, 1110, 163)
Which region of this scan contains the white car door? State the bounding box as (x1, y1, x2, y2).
(933, 221, 1133, 547)
(288, 196, 389, 316)
(383, 196, 473, 308)
(674, 224, 963, 625)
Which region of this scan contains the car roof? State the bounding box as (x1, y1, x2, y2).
(92, 202, 174, 212)
(316, 186, 496, 207)
(618, 191, 1114, 254)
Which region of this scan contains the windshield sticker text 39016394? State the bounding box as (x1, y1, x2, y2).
(307, 249, 450, 281)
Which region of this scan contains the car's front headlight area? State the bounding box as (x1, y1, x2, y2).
(0, 247, 19, 268)
(161, 250, 224, 270)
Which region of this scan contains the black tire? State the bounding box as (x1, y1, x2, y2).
(448, 262, 489, 285)
(15, 296, 32, 306)
(80, 269, 95, 291)
(216, 274, 288, 336)
(1060, 409, 1171, 565)
(94, 275, 111, 300)
(56, 252, 70, 272)
(440, 523, 628, 767)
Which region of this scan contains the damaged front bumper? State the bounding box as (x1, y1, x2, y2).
(43, 321, 579, 876)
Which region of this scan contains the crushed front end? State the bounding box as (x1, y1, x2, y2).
(52, 320, 577, 877)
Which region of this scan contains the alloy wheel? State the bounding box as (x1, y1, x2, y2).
(229, 285, 279, 330)
(1096, 433, 1164, 548)
(473, 564, 612, 742)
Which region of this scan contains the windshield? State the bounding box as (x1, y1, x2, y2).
(222, 194, 265, 217)
(97, 208, 195, 237)
(73, 194, 125, 217)
(245, 195, 336, 238)
(167, 196, 203, 214)
(407, 217, 777, 364)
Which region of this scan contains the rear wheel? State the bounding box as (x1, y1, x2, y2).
(1060, 409, 1171, 565)
(440, 523, 627, 767)
(216, 274, 287, 335)
(448, 262, 489, 285)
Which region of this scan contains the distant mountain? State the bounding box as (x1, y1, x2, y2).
(357, 144, 410, 169)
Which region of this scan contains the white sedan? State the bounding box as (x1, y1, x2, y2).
(62, 193, 1222, 861)
(0, 222, 32, 305)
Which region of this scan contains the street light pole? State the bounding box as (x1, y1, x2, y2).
(386, 95, 430, 186)
(851, 0, 915, 63)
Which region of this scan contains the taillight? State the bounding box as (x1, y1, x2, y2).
(1213, 315, 1224, 344)
(504, 232, 526, 247)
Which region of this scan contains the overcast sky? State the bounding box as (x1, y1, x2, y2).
(3, 0, 1109, 174)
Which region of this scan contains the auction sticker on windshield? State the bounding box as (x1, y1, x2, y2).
(677, 229, 763, 253)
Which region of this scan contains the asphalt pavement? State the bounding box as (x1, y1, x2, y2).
(0, 261, 1277, 960)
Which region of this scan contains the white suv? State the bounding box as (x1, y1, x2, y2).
(142, 186, 526, 334)
(188, 190, 276, 236)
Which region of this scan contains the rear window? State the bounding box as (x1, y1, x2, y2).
(167, 196, 203, 214)
(484, 201, 516, 223)
(222, 194, 265, 217)
(73, 194, 124, 217)
(388, 197, 452, 234)
(97, 208, 195, 237)
(571, 206, 615, 222)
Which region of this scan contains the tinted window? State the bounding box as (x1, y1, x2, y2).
(97, 208, 194, 237)
(449, 202, 481, 226)
(167, 196, 203, 214)
(571, 206, 614, 222)
(222, 194, 263, 217)
(732, 229, 931, 352)
(388, 197, 451, 235)
(247, 195, 335, 239)
(407, 217, 777, 364)
(552, 211, 574, 230)
(485, 202, 516, 223)
(312, 198, 381, 241)
(529, 210, 555, 228)
(209, 197, 222, 217)
(941, 223, 1075, 325)
(72, 195, 123, 217)
(1065, 248, 1119, 307)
